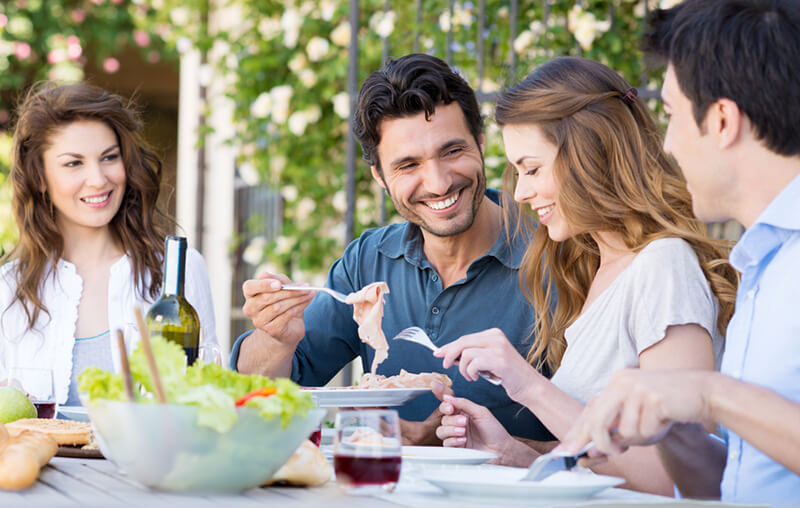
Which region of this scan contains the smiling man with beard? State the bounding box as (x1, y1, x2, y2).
(232, 53, 553, 446)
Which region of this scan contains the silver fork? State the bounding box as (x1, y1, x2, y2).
(281, 284, 350, 304)
(392, 327, 503, 386)
(520, 441, 595, 482)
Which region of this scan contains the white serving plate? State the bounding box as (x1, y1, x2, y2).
(301, 387, 429, 407)
(424, 467, 624, 500)
(401, 446, 496, 465)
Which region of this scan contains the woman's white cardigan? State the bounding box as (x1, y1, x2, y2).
(0, 250, 217, 404)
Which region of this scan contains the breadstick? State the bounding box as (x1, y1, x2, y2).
(0, 429, 58, 491)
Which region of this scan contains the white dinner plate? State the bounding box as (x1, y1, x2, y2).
(58, 405, 90, 422)
(402, 446, 496, 465)
(301, 387, 430, 408)
(424, 467, 624, 500)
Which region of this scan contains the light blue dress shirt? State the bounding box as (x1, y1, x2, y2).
(720, 173, 800, 504)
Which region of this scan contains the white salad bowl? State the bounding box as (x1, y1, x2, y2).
(88, 400, 325, 493)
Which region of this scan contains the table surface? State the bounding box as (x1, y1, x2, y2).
(0, 457, 761, 508)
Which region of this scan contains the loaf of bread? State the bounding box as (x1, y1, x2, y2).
(264, 440, 332, 487)
(0, 424, 58, 491)
(5, 418, 91, 446)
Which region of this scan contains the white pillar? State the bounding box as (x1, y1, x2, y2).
(176, 48, 201, 246)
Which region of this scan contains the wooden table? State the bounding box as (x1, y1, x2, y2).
(0, 457, 759, 508)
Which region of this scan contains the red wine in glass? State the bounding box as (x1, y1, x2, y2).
(333, 455, 401, 486)
(34, 401, 56, 419)
(309, 429, 322, 446)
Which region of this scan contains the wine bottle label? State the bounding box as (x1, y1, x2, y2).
(163, 235, 187, 296)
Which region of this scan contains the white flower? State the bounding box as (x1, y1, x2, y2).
(270, 85, 293, 124)
(497, 6, 509, 18)
(299, 69, 317, 88)
(288, 53, 307, 73)
(281, 185, 298, 202)
(274, 235, 295, 255)
(288, 110, 310, 136)
(238, 162, 260, 186)
(327, 222, 346, 244)
(438, 11, 451, 31)
(250, 92, 273, 118)
(258, 17, 282, 39)
(242, 236, 267, 265)
(452, 4, 473, 28)
(529, 20, 545, 36)
(332, 92, 350, 119)
(320, 0, 337, 21)
(295, 197, 317, 220)
(332, 190, 347, 214)
(299, 1, 315, 16)
(331, 22, 351, 47)
(513, 30, 534, 53)
(569, 6, 610, 51)
(170, 7, 190, 26)
(176, 37, 193, 54)
(305, 104, 322, 123)
(271, 155, 288, 176)
(281, 9, 302, 48)
(370, 10, 396, 38)
(306, 36, 330, 62)
(485, 155, 503, 168)
(660, 0, 684, 8)
(482, 77, 500, 93)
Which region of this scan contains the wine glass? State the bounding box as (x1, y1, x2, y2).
(10, 367, 57, 418)
(333, 409, 402, 495)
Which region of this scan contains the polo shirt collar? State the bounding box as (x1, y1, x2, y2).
(376, 189, 524, 270)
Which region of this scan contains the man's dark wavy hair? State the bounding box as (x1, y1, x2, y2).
(353, 53, 483, 172)
(643, 0, 800, 156)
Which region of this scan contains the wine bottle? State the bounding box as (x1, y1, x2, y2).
(146, 235, 200, 365)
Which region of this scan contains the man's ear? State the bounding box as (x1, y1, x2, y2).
(711, 98, 743, 150)
(370, 165, 386, 189)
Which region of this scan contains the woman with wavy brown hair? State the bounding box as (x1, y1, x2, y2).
(434, 57, 738, 495)
(0, 82, 217, 407)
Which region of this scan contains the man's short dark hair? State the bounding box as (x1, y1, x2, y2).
(353, 53, 483, 171)
(644, 0, 800, 156)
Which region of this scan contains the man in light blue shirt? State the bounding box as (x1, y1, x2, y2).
(560, 0, 800, 504)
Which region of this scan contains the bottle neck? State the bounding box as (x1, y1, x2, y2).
(162, 236, 187, 297)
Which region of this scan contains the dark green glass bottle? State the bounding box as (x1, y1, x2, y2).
(146, 235, 200, 365)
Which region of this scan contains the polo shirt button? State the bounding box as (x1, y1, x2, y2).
(730, 449, 739, 460)
(746, 289, 755, 299)
(432, 274, 439, 282)
(432, 307, 440, 315)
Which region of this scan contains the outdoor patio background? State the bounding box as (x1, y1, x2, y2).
(0, 0, 739, 362)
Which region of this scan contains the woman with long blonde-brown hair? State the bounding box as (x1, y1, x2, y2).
(434, 57, 737, 495)
(0, 82, 217, 408)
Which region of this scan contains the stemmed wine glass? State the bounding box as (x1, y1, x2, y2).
(333, 409, 402, 495)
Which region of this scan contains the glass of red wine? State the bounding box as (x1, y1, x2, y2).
(12, 368, 57, 419)
(333, 409, 402, 495)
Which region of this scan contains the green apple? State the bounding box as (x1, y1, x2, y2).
(0, 386, 37, 423)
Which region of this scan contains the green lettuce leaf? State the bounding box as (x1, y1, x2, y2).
(79, 336, 313, 432)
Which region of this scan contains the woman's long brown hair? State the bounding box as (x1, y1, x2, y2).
(3, 82, 170, 330)
(496, 57, 738, 373)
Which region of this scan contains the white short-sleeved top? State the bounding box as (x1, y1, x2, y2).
(0, 249, 217, 404)
(550, 237, 724, 404)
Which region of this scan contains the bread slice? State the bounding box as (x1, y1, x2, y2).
(5, 419, 91, 446)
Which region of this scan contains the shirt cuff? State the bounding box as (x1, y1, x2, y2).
(229, 329, 253, 371)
